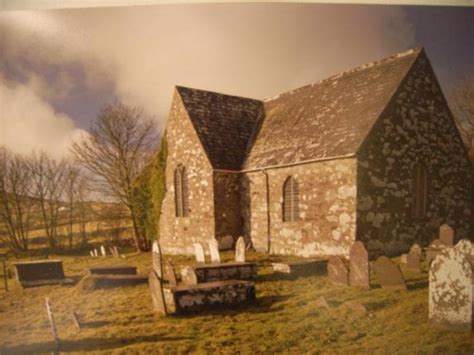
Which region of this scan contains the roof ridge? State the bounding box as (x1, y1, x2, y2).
(263, 47, 422, 102)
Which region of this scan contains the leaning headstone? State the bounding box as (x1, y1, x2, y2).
(113, 246, 119, 258)
(209, 240, 221, 263)
(100, 245, 106, 257)
(410, 243, 422, 256)
(407, 250, 421, 272)
(152, 241, 163, 279)
(439, 224, 454, 246)
(429, 248, 472, 331)
(166, 260, 177, 287)
(235, 237, 246, 263)
(90, 251, 94, 257)
(93, 249, 98, 257)
(328, 256, 349, 286)
(193, 243, 206, 263)
(45, 297, 60, 350)
(427, 239, 446, 264)
(148, 270, 167, 315)
(374, 256, 406, 290)
(349, 241, 370, 288)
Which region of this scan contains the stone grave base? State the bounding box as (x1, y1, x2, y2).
(14, 260, 67, 288)
(162, 280, 256, 315)
(181, 262, 257, 285)
(87, 265, 137, 275)
(271, 259, 327, 274)
(79, 274, 148, 291)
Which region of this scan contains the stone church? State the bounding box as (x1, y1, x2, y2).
(158, 48, 472, 257)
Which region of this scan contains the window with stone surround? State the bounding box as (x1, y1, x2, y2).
(283, 176, 300, 222)
(412, 163, 428, 219)
(174, 165, 189, 217)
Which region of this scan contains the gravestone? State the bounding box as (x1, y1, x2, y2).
(427, 239, 446, 264)
(45, 297, 60, 350)
(100, 245, 106, 257)
(439, 224, 454, 246)
(429, 248, 472, 331)
(400, 254, 408, 264)
(410, 243, 422, 256)
(149, 270, 167, 315)
(90, 251, 94, 257)
(454, 239, 473, 261)
(235, 237, 246, 263)
(209, 240, 221, 263)
(93, 249, 98, 257)
(374, 256, 406, 290)
(71, 311, 81, 330)
(349, 241, 370, 288)
(166, 260, 177, 287)
(113, 246, 119, 258)
(152, 241, 163, 278)
(193, 243, 206, 263)
(109, 247, 115, 257)
(406, 251, 421, 272)
(328, 256, 348, 286)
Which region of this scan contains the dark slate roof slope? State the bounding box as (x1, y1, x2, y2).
(177, 86, 264, 170)
(243, 48, 422, 169)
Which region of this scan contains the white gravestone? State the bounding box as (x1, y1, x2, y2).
(209, 240, 221, 263)
(152, 241, 163, 278)
(100, 245, 106, 257)
(235, 237, 246, 263)
(193, 243, 206, 263)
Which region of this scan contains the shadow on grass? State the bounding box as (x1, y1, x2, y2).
(407, 279, 428, 290)
(1, 334, 191, 354)
(81, 319, 110, 328)
(258, 269, 326, 283)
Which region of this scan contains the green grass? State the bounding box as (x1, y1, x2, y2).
(0, 252, 473, 354)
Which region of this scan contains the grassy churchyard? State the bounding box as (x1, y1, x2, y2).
(1, 250, 473, 354)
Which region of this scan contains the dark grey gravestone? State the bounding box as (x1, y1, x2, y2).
(328, 256, 348, 286)
(349, 241, 370, 288)
(374, 256, 406, 290)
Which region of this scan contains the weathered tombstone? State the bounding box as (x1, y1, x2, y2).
(166, 260, 177, 287)
(454, 239, 473, 261)
(148, 270, 167, 315)
(93, 249, 98, 257)
(407, 251, 421, 272)
(429, 248, 472, 331)
(100, 245, 106, 257)
(180, 266, 198, 285)
(71, 311, 81, 330)
(427, 239, 446, 264)
(45, 297, 60, 350)
(109, 247, 115, 257)
(410, 243, 422, 256)
(90, 250, 94, 257)
(113, 246, 119, 258)
(209, 240, 221, 263)
(193, 243, 206, 263)
(327, 256, 349, 286)
(152, 241, 163, 279)
(439, 224, 454, 246)
(374, 256, 406, 290)
(235, 237, 246, 263)
(349, 241, 370, 288)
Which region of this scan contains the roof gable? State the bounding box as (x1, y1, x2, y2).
(243, 48, 422, 169)
(176, 86, 264, 170)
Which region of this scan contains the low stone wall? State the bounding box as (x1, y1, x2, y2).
(163, 280, 256, 314)
(14, 260, 65, 287)
(180, 262, 257, 284)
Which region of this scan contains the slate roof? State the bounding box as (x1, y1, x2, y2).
(243, 48, 422, 169)
(176, 48, 423, 171)
(176, 86, 264, 170)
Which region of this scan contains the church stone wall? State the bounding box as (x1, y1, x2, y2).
(357, 52, 472, 256)
(159, 91, 215, 255)
(244, 158, 358, 257)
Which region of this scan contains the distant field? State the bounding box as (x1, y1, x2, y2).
(0, 252, 473, 353)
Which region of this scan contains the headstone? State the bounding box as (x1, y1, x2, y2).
(93, 249, 98, 257)
(109, 247, 115, 257)
(152, 241, 163, 278)
(90, 251, 94, 257)
(454, 239, 473, 261)
(410, 243, 422, 256)
(100, 245, 106, 257)
(327, 256, 349, 286)
(427, 239, 446, 264)
(180, 266, 198, 285)
(439, 224, 454, 246)
(406, 251, 421, 272)
(235, 237, 246, 263)
(400, 254, 408, 264)
(45, 297, 60, 350)
(374, 256, 406, 290)
(148, 270, 167, 315)
(429, 248, 472, 331)
(113, 246, 119, 258)
(209, 240, 221, 263)
(166, 260, 177, 287)
(71, 311, 81, 330)
(193, 243, 206, 263)
(349, 241, 370, 288)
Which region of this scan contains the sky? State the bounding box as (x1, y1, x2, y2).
(0, 3, 473, 158)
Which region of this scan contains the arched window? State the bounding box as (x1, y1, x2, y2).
(174, 165, 189, 217)
(412, 163, 428, 219)
(283, 176, 300, 222)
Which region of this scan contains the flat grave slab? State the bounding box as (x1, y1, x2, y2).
(271, 259, 327, 274)
(87, 265, 137, 275)
(181, 262, 257, 285)
(14, 260, 69, 288)
(81, 274, 148, 290)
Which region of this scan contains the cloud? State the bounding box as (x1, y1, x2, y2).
(0, 77, 86, 158)
(0, 4, 417, 154)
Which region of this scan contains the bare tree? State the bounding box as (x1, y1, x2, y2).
(0, 148, 34, 252)
(63, 161, 81, 248)
(71, 102, 157, 252)
(29, 151, 67, 250)
(449, 74, 474, 160)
